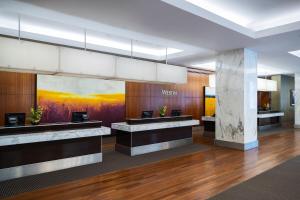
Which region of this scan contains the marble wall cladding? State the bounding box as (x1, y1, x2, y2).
(216, 48, 257, 144)
(294, 74, 300, 127)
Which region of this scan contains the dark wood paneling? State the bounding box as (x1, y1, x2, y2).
(126, 72, 209, 122)
(0, 136, 102, 169)
(0, 71, 36, 126)
(258, 91, 271, 109)
(115, 126, 192, 147)
(131, 126, 192, 147)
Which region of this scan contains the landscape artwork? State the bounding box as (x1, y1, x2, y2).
(37, 75, 125, 126)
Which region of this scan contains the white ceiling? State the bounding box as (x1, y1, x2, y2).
(2, 0, 300, 75)
(181, 0, 300, 31)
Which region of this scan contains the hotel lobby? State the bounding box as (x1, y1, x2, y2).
(0, 0, 299, 199)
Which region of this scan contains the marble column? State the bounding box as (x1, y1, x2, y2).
(294, 74, 300, 128)
(215, 48, 258, 150)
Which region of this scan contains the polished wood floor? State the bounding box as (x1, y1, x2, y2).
(7, 128, 300, 200)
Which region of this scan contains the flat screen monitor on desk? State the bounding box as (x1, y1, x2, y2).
(171, 110, 181, 116)
(71, 112, 89, 123)
(141, 111, 153, 118)
(5, 113, 26, 127)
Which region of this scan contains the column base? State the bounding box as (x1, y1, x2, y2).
(294, 124, 300, 128)
(215, 140, 259, 151)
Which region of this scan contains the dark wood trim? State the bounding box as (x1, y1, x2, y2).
(116, 126, 192, 147)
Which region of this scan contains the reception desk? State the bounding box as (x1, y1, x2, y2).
(201, 111, 285, 133)
(112, 116, 199, 156)
(257, 111, 284, 130)
(0, 121, 110, 181)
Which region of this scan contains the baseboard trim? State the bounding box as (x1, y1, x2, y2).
(294, 124, 300, 129)
(215, 140, 259, 151)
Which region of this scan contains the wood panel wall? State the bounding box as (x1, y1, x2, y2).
(258, 91, 271, 110)
(0, 71, 36, 126)
(126, 72, 209, 122)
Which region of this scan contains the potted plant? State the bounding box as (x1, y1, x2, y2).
(29, 106, 43, 125)
(159, 106, 167, 117)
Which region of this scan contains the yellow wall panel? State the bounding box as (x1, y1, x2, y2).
(205, 97, 216, 116)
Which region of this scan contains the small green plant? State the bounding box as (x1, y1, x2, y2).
(30, 106, 43, 125)
(159, 106, 167, 117)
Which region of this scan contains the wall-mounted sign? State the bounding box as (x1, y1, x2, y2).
(161, 89, 178, 96)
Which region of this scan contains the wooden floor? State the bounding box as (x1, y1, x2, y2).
(6, 128, 300, 200)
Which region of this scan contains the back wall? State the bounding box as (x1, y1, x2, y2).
(0, 71, 208, 126)
(126, 72, 209, 123)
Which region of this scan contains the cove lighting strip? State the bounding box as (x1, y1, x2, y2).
(289, 50, 300, 58)
(185, 0, 252, 27)
(0, 14, 182, 57)
(192, 61, 216, 71)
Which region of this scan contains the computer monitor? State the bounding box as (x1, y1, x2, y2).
(71, 112, 89, 123)
(5, 113, 26, 127)
(141, 111, 153, 118)
(171, 109, 181, 116)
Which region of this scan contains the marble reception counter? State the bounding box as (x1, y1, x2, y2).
(257, 112, 284, 130)
(112, 118, 199, 156)
(201, 116, 215, 132)
(257, 112, 284, 118)
(0, 122, 110, 181)
(201, 111, 285, 132)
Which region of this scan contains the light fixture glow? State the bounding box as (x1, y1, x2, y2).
(21, 23, 85, 42)
(289, 50, 300, 58)
(185, 0, 252, 27)
(0, 12, 18, 30)
(0, 13, 183, 58)
(192, 61, 216, 71)
(87, 35, 182, 56)
(257, 64, 290, 76)
(87, 35, 131, 52)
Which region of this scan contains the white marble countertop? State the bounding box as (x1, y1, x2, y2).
(201, 116, 215, 121)
(111, 120, 199, 132)
(257, 112, 284, 118)
(201, 112, 285, 121)
(0, 127, 111, 146)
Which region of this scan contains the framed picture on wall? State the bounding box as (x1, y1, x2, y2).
(290, 89, 295, 107)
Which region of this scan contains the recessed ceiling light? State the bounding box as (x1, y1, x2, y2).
(192, 61, 216, 71)
(289, 50, 300, 58)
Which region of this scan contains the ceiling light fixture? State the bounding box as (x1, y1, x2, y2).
(192, 61, 216, 71)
